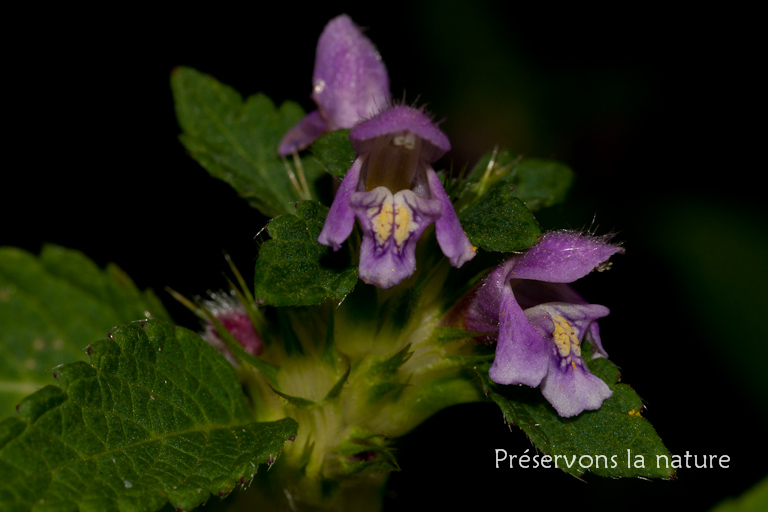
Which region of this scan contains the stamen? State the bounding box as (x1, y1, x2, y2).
(392, 132, 416, 149)
(551, 315, 581, 358)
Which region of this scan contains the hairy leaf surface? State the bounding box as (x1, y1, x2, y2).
(172, 66, 323, 217)
(0, 321, 297, 512)
(459, 182, 542, 252)
(254, 201, 357, 307)
(0, 245, 169, 418)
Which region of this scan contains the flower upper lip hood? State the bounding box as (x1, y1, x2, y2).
(349, 105, 450, 163)
(278, 14, 391, 156)
(317, 105, 476, 289)
(464, 231, 624, 417)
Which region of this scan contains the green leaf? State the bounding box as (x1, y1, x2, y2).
(172, 66, 323, 217)
(710, 474, 768, 512)
(0, 320, 297, 512)
(0, 245, 170, 418)
(458, 149, 574, 212)
(311, 129, 354, 179)
(509, 158, 574, 211)
(253, 201, 358, 307)
(459, 181, 542, 252)
(463, 148, 519, 191)
(476, 353, 671, 479)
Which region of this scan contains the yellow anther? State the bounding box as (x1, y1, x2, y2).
(393, 204, 413, 248)
(371, 201, 394, 246)
(551, 315, 580, 358)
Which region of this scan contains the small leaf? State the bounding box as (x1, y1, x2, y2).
(0, 320, 298, 512)
(459, 181, 542, 252)
(172, 66, 323, 217)
(323, 365, 351, 402)
(370, 345, 412, 377)
(311, 129, 354, 179)
(0, 245, 170, 417)
(270, 387, 317, 409)
(254, 201, 358, 307)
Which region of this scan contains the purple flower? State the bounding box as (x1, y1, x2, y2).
(318, 105, 476, 289)
(278, 14, 391, 156)
(201, 290, 263, 361)
(464, 231, 623, 417)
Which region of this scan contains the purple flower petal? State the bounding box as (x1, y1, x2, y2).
(508, 282, 607, 358)
(427, 169, 476, 267)
(506, 231, 624, 283)
(488, 283, 551, 386)
(278, 14, 391, 156)
(318, 156, 363, 250)
(463, 265, 509, 334)
(278, 110, 330, 156)
(540, 360, 613, 418)
(351, 106, 450, 163)
(526, 303, 613, 416)
(312, 14, 390, 129)
(586, 321, 608, 359)
(351, 187, 441, 288)
(526, 303, 610, 345)
(512, 281, 586, 309)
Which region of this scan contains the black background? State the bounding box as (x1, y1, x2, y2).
(4, 2, 766, 510)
